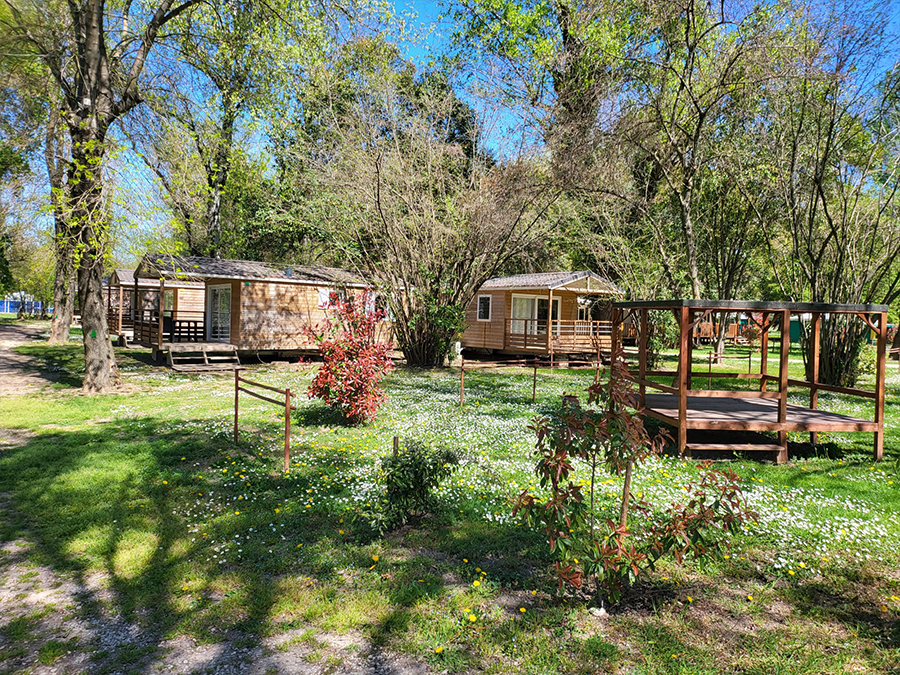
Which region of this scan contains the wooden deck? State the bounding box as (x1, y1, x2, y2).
(642, 394, 878, 433)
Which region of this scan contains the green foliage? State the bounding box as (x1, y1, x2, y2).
(857, 344, 878, 379)
(515, 354, 753, 603)
(359, 439, 459, 534)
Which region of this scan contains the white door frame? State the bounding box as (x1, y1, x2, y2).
(207, 284, 232, 342)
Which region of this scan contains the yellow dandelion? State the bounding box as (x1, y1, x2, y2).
(473, 580, 480, 587)
(162, 480, 168, 485)
(747, 594, 753, 601)
(686, 596, 693, 603)
(519, 607, 526, 613)
(468, 614, 477, 622)
(435, 646, 443, 654)
(372, 555, 379, 562)
(234, 511, 240, 515)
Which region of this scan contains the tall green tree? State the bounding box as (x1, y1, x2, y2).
(2, 0, 202, 392)
(299, 39, 560, 366)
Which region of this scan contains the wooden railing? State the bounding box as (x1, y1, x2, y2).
(107, 306, 135, 333)
(133, 309, 206, 346)
(504, 319, 629, 352)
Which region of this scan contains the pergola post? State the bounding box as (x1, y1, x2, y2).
(638, 308, 648, 408)
(874, 311, 887, 461)
(759, 312, 769, 392)
(686, 309, 694, 391)
(809, 312, 821, 445)
(134, 275, 139, 339)
(117, 285, 124, 334)
(547, 288, 554, 372)
(777, 309, 791, 464)
(677, 306, 691, 458)
(157, 277, 165, 353)
(611, 306, 621, 360)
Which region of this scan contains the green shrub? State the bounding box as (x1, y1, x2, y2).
(857, 344, 878, 378)
(360, 439, 459, 533)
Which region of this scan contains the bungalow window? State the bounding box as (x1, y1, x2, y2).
(477, 295, 492, 321)
(318, 287, 346, 309)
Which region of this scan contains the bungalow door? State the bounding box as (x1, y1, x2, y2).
(510, 295, 560, 342)
(208, 285, 231, 342)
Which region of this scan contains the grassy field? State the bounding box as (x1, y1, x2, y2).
(1, 327, 899, 674)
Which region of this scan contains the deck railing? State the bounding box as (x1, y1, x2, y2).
(133, 309, 206, 346)
(505, 319, 626, 352)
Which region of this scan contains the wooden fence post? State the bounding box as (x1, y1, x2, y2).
(393, 435, 399, 457)
(284, 388, 291, 472)
(459, 359, 465, 407)
(234, 370, 239, 443)
(532, 361, 538, 403)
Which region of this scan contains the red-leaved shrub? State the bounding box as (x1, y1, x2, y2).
(306, 290, 394, 424)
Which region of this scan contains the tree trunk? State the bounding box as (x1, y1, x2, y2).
(49, 241, 75, 343)
(69, 135, 120, 393)
(891, 329, 900, 361)
(46, 98, 74, 343)
(713, 314, 728, 366)
(204, 101, 237, 258)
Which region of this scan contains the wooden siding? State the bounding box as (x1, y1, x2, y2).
(176, 287, 205, 314)
(460, 291, 507, 350)
(237, 281, 319, 350)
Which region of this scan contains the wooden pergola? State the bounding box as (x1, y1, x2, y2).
(611, 300, 889, 464)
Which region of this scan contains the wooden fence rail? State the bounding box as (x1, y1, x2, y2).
(234, 370, 293, 471)
(458, 357, 605, 406)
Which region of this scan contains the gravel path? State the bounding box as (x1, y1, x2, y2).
(0, 321, 60, 396)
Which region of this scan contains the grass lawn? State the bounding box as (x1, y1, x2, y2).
(1, 333, 899, 674)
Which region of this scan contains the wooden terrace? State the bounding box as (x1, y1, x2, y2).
(612, 300, 889, 463)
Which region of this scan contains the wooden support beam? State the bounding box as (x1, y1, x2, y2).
(809, 312, 821, 444)
(639, 308, 648, 408)
(678, 306, 690, 459)
(760, 312, 769, 392)
(157, 277, 165, 351)
(547, 288, 554, 372)
(777, 309, 790, 463)
(117, 285, 124, 335)
(874, 311, 887, 461)
(686, 309, 695, 391)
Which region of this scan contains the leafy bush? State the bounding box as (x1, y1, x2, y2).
(857, 344, 877, 378)
(514, 351, 754, 603)
(306, 290, 394, 424)
(360, 439, 459, 533)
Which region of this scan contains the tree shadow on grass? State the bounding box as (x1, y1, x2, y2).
(779, 579, 900, 651)
(0, 417, 359, 673)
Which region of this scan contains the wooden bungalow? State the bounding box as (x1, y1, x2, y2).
(459, 271, 624, 360)
(105, 268, 204, 340)
(133, 254, 389, 365)
(612, 300, 889, 464)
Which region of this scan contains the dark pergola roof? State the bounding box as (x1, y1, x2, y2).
(614, 299, 890, 314)
(480, 270, 623, 294)
(136, 254, 368, 287)
(109, 268, 202, 289)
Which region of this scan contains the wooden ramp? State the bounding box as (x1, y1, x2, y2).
(166, 343, 241, 373)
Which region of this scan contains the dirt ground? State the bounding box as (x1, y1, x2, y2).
(0, 321, 61, 396)
(0, 325, 438, 674)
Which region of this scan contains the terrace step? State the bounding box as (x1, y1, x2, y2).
(167, 344, 240, 373)
(686, 443, 784, 453)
